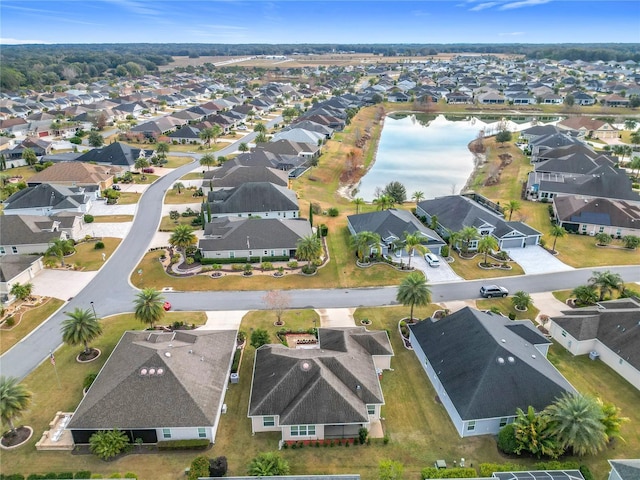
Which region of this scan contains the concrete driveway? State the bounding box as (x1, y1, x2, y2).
(411, 254, 463, 283)
(199, 310, 246, 331)
(316, 308, 356, 327)
(91, 200, 137, 216)
(80, 222, 132, 239)
(32, 269, 98, 300)
(505, 246, 573, 275)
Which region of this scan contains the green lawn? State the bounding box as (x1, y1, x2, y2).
(1, 311, 206, 479)
(165, 156, 196, 168)
(130, 173, 159, 185)
(114, 192, 140, 205)
(164, 189, 205, 204)
(91, 215, 134, 223)
(475, 297, 540, 321)
(448, 251, 526, 280)
(159, 214, 200, 231)
(180, 172, 204, 180)
(46, 238, 121, 271)
(0, 298, 64, 355)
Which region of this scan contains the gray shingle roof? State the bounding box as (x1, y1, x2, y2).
(0, 254, 41, 282)
(347, 209, 445, 246)
(68, 329, 237, 430)
(207, 182, 298, 215)
(76, 142, 154, 167)
(410, 307, 576, 420)
(203, 165, 289, 188)
(609, 460, 640, 480)
(554, 196, 640, 229)
(0, 215, 65, 246)
(4, 183, 90, 211)
(248, 328, 392, 425)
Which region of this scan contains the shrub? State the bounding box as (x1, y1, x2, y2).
(75, 472, 92, 479)
(250, 328, 270, 348)
(508, 312, 516, 320)
(123, 474, 137, 479)
(358, 427, 369, 444)
(108, 475, 121, 479)
(497, 424, 517, 454)
(89, 429, 130, 460)
(261, 261, 273, 271)
(4, 316, 15, 327)
(421, 467, 478, 478)
(83, 372, 98, 390)
(327, 207, 339, 217)
(311, 202, 322, 214)
(189, 456, 211, 480)
(383, 434, 390, 444)
(580, 465, 594, 480)
(208, 456, 228, 477)
(287, 260, 298, 268)
(441, 245, 449, 257)
(156, 439, 210, 450)
(83, 214, 94, 223)
(319, 224, 329, 236)
(231, 264, 244, 271)
(69, 136, 82, 145)
(230, 348, 242, 373)
(534, 461, 579, 470)
(479, 463, 522, 477)
(185, 257, 195, 265)
(94, 241, 105, 250)
(4, 475, 26, 480)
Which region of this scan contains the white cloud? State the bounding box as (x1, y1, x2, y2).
(105, 0, 161, 16)
(499, 31, 526, 36)
(499, 0, 553, 10)
(0, 37, 51, 45)
(470, 2, 499, 11)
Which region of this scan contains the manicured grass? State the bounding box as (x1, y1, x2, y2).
(91, 215, 134, 223)
(1, 311, 206, 479)
(164, 189, 205, 204)
(547, 342, 640, 480)
(476, 297, 540, 321)
(131, 173, 159, 184)
(0, 298, 64, 355)
(552, 290, 573, 304)
(115, 192, 140, 205)
(447, 251, 526, 280)
(47, 238, 121, 271)
(180, 172, 204, 180)
(2, 165, 39, 182)
(159, 214, 200, 231)
(165, 156, 196, 168)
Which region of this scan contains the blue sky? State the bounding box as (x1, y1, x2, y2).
(1, 0, 639, 45)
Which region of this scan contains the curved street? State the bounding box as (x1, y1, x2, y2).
(2, 119, 640, 380)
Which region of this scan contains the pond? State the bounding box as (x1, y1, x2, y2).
(356, 113, 558, 202)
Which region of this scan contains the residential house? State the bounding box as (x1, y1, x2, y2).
(199, 217, 312, 260)
(67, 329, 237, 444)
(248, 327, 393, 441)
(445, 91, 473, 104)
(409, 307, 576, 437)
(477, 92, 507, 104)
(75, 142, 154, 171)
(203, 165, 289, 189)
(0, 215, 69, 256)
(218, 150, 308, 176)
(6, 137, 53, 160)
(26, 162, 120, 191)
(271, 129, 325, 149)
(603, 95, 630, 107)
(553, 196, 640, 237)
(417, 195, 542, 250)
(207, 182, 299, 219)
(3, 183, 93, 216)
(255, 139, 321, 160)
(168, 125, 203, 144)
(0, 254, 44, 304)
(571, 92, 597, 106)
(346, 209, 445, 256)
(557, 117, 618, 140)
(608, 460, 640, 480)
(549, 298, 640, 390)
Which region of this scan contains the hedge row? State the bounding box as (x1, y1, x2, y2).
(157, 439, 210, 450)
(421, 467, 477, 478)
(200, 255, 290, 265)
(230, 348, 242, 374)
(0, 473, 134, 480)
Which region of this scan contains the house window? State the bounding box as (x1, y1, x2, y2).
(162, 428, 172, 439)
(264, 250, 268, 256)
(367, 405, 376, 415)
(290, 425, 315, 436)
(282, 249, 287, 256)
(263, 416, 275, 427)
(229, 252, 235, 259)
(598, 226, 604, 233)
(499, 418, 508, 427)
(480, 230, 490, 235)
(581, 225, 587, 232)
(270, 250, 275, 256)
(197, 427, 207, 438)
(561, 330, 567, 337)
(0, 247, 5, 255)
(11, 246, 18, 254)
(249, 251, 253, 256)
(265, 212, 269, 216)
(619, 358, 623, 365)
(467, 421, 476, 432)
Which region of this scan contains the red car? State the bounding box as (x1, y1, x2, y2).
(142, 167, 155, 173)
(163, 301, 172, 311)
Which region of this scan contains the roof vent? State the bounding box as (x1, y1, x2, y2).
(497, 357, 505, 365)
(189, 349, 193, 354)
(501, 338, 506, 343)
(164, 351, 171, 357)
(149, 368, 156, 375)
(157, 368, 164, 375)
(356, 385, 362, 390)
(531, 354, 537, 359)
(507, 356, 515, 364)
(200, 356, 204, 361)
(140, 368, 148, 376)
(300, 361, 311, 371)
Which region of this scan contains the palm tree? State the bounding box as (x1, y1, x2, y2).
(238, 142, 249, 153)
(199, 153, 216, 171)
(396, 271, 431, 322)
(629, 155, 640, 179)
(352, 197, 365, 214)
(295, 235, 323, 270)
(351, 231, 381, 262)
(169, 225, 197, 258)
(446, 229, 460, 254)
(134, 156, 148, 173)
(155, 141, 169, 160)
(411, 191, 425, 203)
(133, 288, 165, 329)
(199, 127, 214, 147)
(0, 376, 32, 435)
(506, 200, 521, 221)
(545, 393, 608, 456)
(211, 124, 223, 144)
(597, 398, 628, 442)
(373, 194, 395, 211)
(458, 226, 479, 255)
(10, 282, 33, 301)
(549, 225, 567, 253)
(61, 307, 102, 355)
(403, 232, 427, 269)
(571, 284, 599, 306)
(477, 235, 498, 266)
(172, 182, 185, 195)
(595, 232, 612, 246)
(254, 132, 268, 144)
(46, 238, 74, 267)
(589, 270, 623, 301)
(248, 452, 290, 476)
(511, 290, 533, 311)
(253, 122, 267, 134)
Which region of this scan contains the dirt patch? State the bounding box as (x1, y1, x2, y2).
(1, 426, 32, 449)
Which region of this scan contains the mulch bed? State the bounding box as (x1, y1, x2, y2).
(1, 427, 31, 448)
(78, 348, 100, 362)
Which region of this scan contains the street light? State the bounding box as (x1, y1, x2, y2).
(90, 301, 97, 320)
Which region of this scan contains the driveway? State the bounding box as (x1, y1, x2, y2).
(504, 246, 573, 274)
(31, 270, 98, 301)
(80, 222, 132, 239)
(316, 308, 356, 327)
(199, 311, 246, 331)
(91, 200, 137, 216)
(411, 254, 463, 283)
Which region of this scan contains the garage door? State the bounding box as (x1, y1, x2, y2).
(501, 238, 523, 249)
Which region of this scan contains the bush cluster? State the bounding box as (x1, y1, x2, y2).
(421, 467, 478, 479)
(230, 348, 242, 373)
(0, 472, 97, 480)
(157, 439, 210, 450)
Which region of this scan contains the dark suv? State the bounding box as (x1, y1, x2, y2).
(480, 285, 509, 298)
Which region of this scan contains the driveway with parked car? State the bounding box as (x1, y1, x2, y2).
(411, 253, 463, 283)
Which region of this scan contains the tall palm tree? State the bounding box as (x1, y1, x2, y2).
(0, 376, 32, 435)
(238, 142, 249, 153)
(253, 122, 267, 134)
(169, 225, 197, 258)
(295, 235, 323, 269)
(458, 226, 479, 255)
(352, 197, 365, 214)
(403, 232, 427, 269)
(477, 235, 498, 265)
(545, 393, 608, 456)
(446, 229, 460, 254)
(133, 288, 165, 329)
(506, 200, 521, 221)
(199, 127, 214, 147)
(46, 238, 74, 267)
(211, 124, 223, 144)
(571, 284, 599, 306)
(411, 191, 425, 203)
(172, 182, 185, 195)
(199, 153, 216, 171)
(155, 141, 169, 160)
(549, 224, 567, 253)
(588, 270, 624, 301)
(374, 194, 395, 211)
(61, 307, 103, 355)
(351, 231, 381, 262)
(396, 272, 431, 322)
(254, 132, 268, 144)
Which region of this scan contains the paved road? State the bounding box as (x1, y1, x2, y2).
(2, 112, 639, 380)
